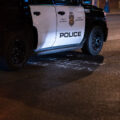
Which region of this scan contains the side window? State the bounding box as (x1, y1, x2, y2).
(54, 0, 80, 5)
(54, 0, 72, 5)
(0, 0, 20, 7)
(32, 0, 53, 5)
(82, 0, 92, 4)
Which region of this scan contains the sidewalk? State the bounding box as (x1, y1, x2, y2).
(106, 9, 120, 15)
(107, 14, 120, 41)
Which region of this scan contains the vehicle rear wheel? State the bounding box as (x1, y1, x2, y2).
(2, 30, 33, 70)
(82, 26, 104, 56)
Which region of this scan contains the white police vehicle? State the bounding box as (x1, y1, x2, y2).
(0, 0, 108, 70)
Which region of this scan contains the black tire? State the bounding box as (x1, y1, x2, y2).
(2, 30, 33, 70)
(82, 26, 104, 56)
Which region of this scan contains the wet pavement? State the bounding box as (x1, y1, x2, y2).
(0, 15, 120, 120)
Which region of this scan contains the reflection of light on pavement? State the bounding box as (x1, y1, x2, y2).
(28, 59, 105, 72)
(55, 60, 104, 71)
(104, 92, 120, 101)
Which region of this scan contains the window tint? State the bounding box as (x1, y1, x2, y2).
(32, 0, 53, 4)
(54, 0, 80, 5)
(54, 0, 72, 5)
(82, 0, 92, 4)
(0, 0, 20, 6)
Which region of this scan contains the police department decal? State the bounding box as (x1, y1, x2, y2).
(69, 12, 74, 26)
(60, 32, 81, 38)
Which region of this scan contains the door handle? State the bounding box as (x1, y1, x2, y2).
(58, 11, 65, 16)
(33, 11, 40, 16)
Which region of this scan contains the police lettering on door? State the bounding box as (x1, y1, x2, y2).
(60, 31, 81, 38)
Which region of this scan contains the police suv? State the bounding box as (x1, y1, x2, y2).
(0, 0, 108, 70)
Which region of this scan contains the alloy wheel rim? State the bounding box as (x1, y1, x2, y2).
(92, 31, 103, 51)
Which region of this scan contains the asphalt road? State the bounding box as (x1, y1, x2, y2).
(0, 15, 120, 120)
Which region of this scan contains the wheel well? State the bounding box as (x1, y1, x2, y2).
(32, 27, 38, 49)
(92, 20, 108, 42)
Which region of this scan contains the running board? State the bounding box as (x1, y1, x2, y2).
(35, 44, 81, 55)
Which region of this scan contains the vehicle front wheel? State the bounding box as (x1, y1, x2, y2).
(2, 30, 33, 70)
(82, 26, 104, 56)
